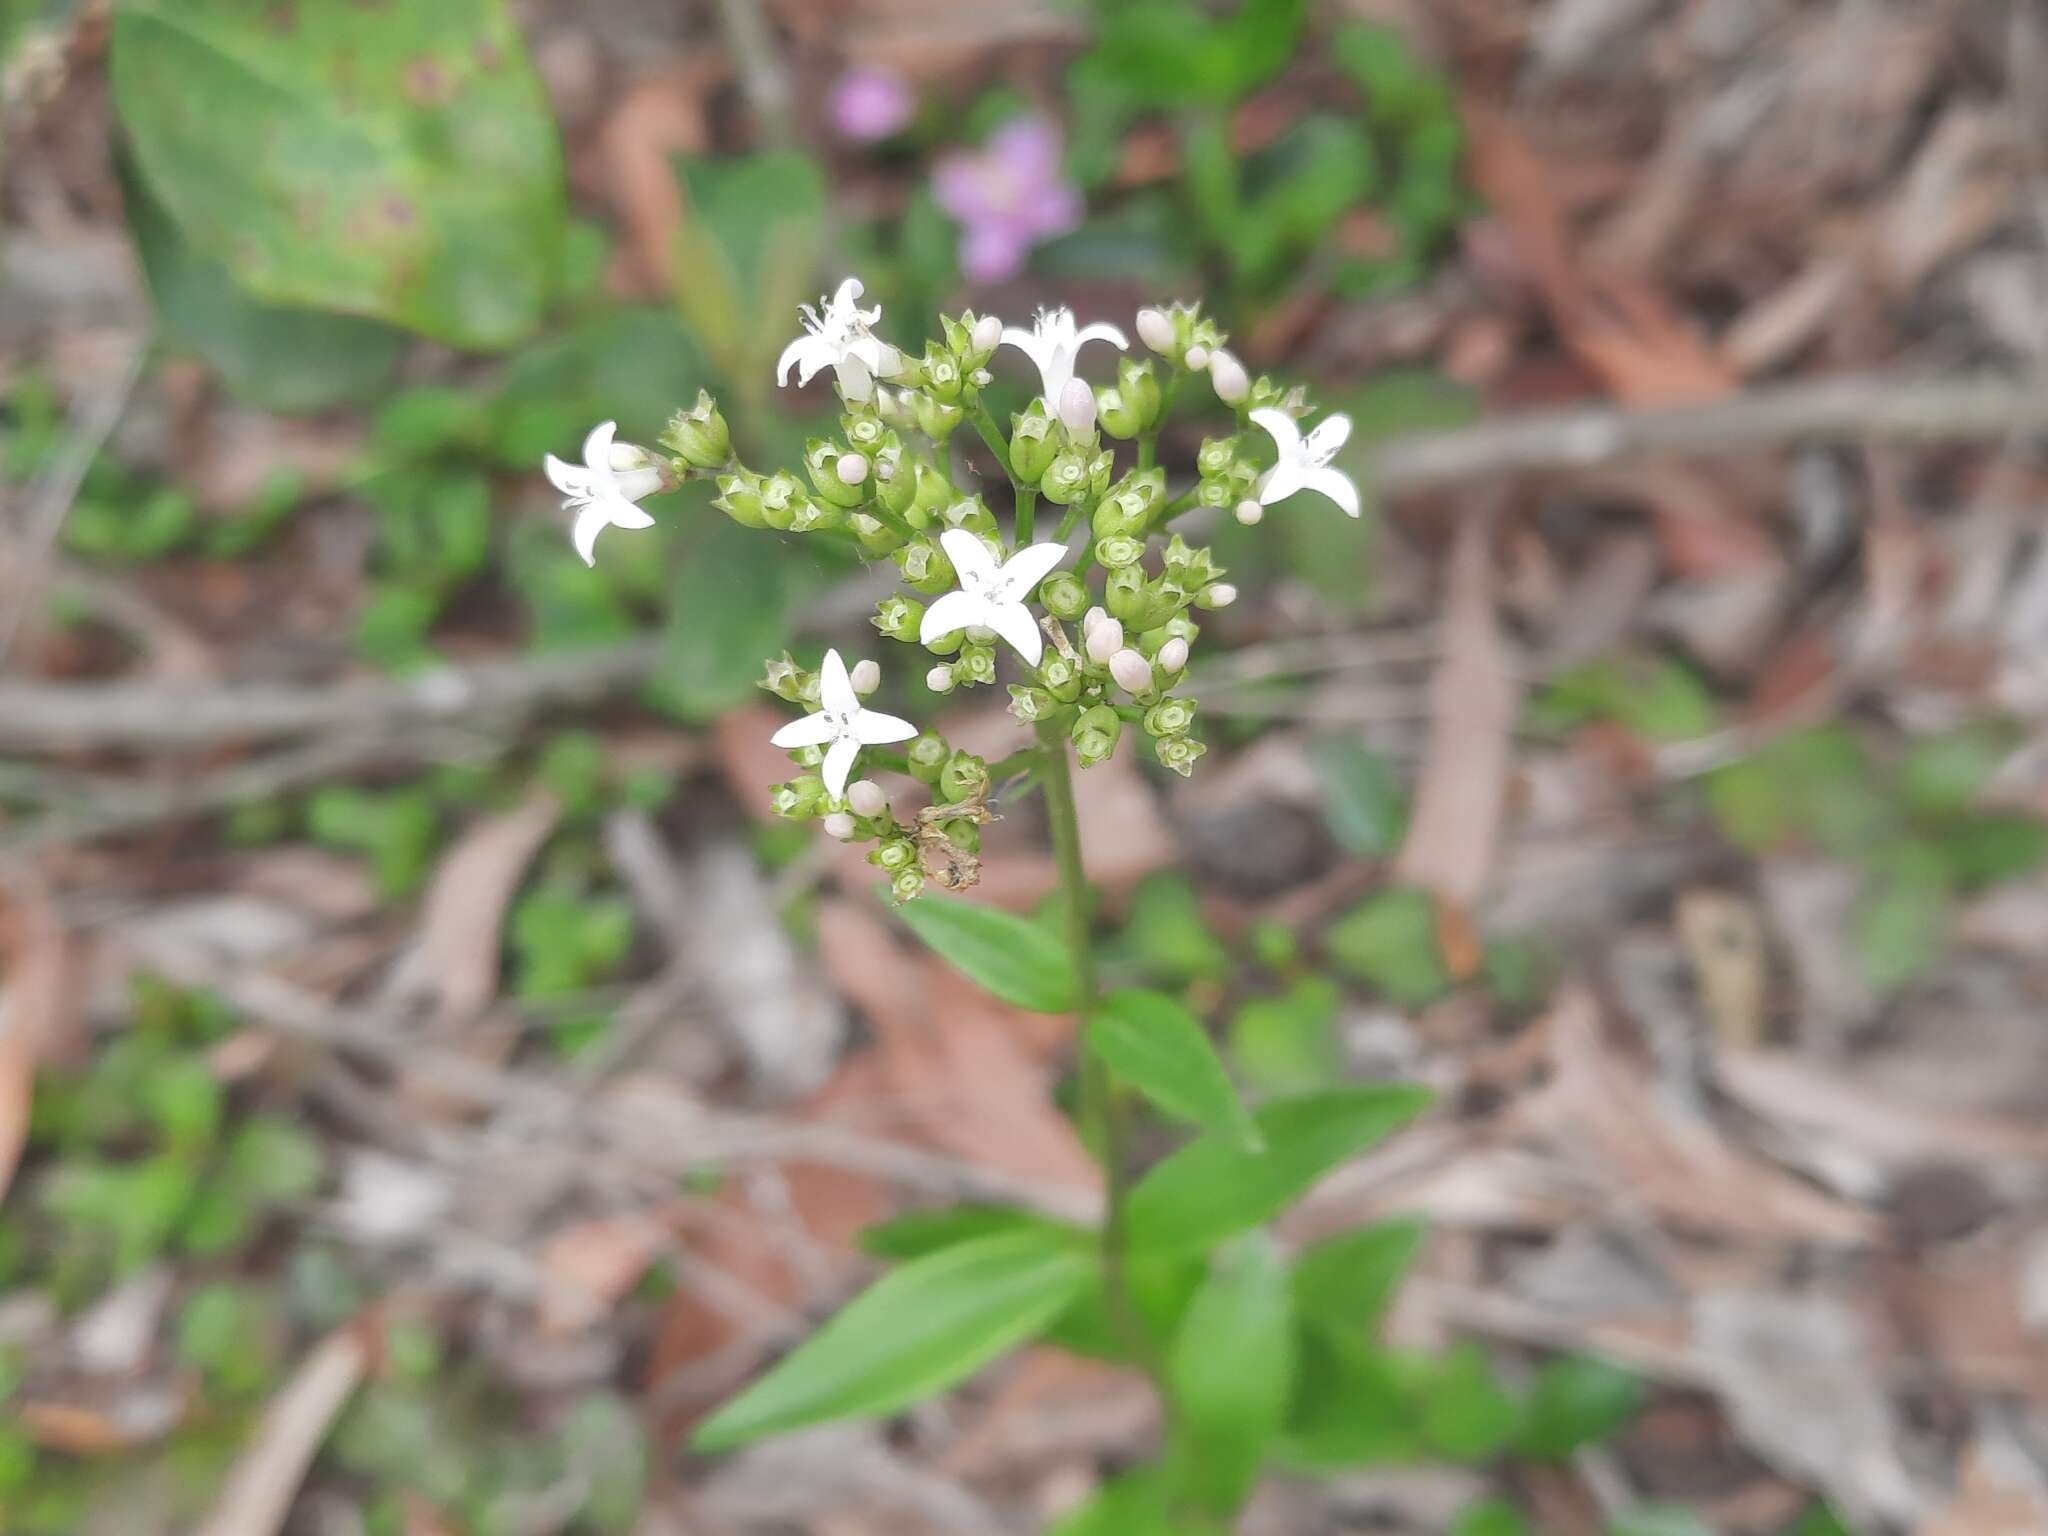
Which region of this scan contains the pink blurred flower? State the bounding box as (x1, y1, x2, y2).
(831, 67, 914, 142)
(932, 114, 1082, 285)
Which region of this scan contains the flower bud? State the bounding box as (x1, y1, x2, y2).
(1094, 534, 1145, 570)
(770, 774, 826, 819)
(1104, 566, 1147, 622)
(1071, 704, 1122, 768)
(1198, 582, 1238, 609)
(1154, 734, 1207, 777)
(939, 750, 989, 803)
(1144, 696, 1197, 737)
(1087, 450, 1116, 498)
(836, 452, 870, 487)
(891, 867, 926, 903)
(895, 537, 957, 594)
(1197, 436, 1239, 477)
(1039, 653, 1083, 701)
(1197, 476, 1237, 511)
(1008, 412, 1055, 485)
(757, 470, 804, 530)
(1008, 684, 1056, 723)
(912, 392, 964, 440)
(1092, 491, 1149, 540)
(1136, 306, 1176, 353)
(1084, 611, 1123, 663)
(1040, 452, 1089, 505)
(822, 811, 858, 840)
(847, 779, 888, 818)
(663, 390, 731, 468)
(1058, 377, 1097, 437)
(876, 387, 914, 428)
(957, 645, 997, 687)
(1096, 387, 1139, 440)
(920, 345, 963, 402)
(971, 313, 1004, 354)
(909, 462, 954, 523)
(845, 414, 887, 449)
(788, 496, 843, 533)
(1183, 344, 1210, 371)
(759, 652, 805, 702)
(714, 469, 768, 528)
(940, 497, 998, 536)
(872, 836, 917, 871)
(1038, 571, 1089, 621)
(1156, 636, 1189, 674)
(873, 594, 924, 642)
(873, 448, 916, 516)
(907, 733, 950, 783)
(926, 664, 956, 694)
(943, 818, 981, 854)
(1109, 648, 1154, 696)
(849, 659, 880, 695)
(1118, 357, 1163, 430)
(1235, 498, 1264, 526)
(1208, 348, 1249, 404)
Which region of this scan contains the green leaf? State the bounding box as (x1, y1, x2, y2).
(1127, 1084, 1432, 1258)
(1323, 887, 1451, 1007)
(1111, 872, 1231, 985)
(112, 0, 565, 347)
(1292, 1217, 1426, 1338)
(1515, 1353, 1644, 1460)
(692, 1229, 1095, 1450)
(1282, 1333, 1433, 1468)
(1851, 841, 1950, 997)
(672, 150, 826, 383)
(121, 152, 403, 411)
(1310, 737, 1407, 858)
(857, 1205, 1075, 1261)
(1089, 989, 1261, 1150)
(1229, 977, 1342, 1094)
(1165, 1236, 1295, 1517)
(560, 1393, 647, 1534)
(1046, 1469, 1175, 1536)
(894, 898, 1077, 1014)
(650, 518, 788, 723)
(1609, 1510, 1716, 1536)
(1421, 1342, 1521, 1461)
(1452, 1500, 1537, 1536)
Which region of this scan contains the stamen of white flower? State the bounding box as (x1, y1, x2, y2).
(776, 277, 897, 391)
(1249, 408, 1361, 519)
(999, 307, 1129, 411)
(769, 648, 918, 799)
(918, 528, 1070, 667)
(543, 420, 663, 566)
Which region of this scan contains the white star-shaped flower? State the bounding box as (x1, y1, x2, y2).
(544, 420, 664, 565)
(1250, 409, 1360, 518)
(776, 277, 898, 393)
(770, 649, 918, 799)
(1000, 307, 1128, 410)
(918, 529, 1069, 667)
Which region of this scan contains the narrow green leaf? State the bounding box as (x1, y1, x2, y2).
(895, 898, 1077, 1014)
(1282, 1334, 1433, 1469)
(856, 1205, 1073, 1261)
(1515, 1353, 1644, 1460)
(692, 1230, 1094, 1450)
(1309, 737, 1407, 858)
(1421, 1342, 1521, 1461)
(1089, 989, 1261, 1150)
(1046, 1469, 1175, 1536)
(1165, 1236, 1295, 1517)
(1452, 1499, 1536, 1536)
(1126, 1084, 1432, 1258)
(1292, 1217, 1426, 1338)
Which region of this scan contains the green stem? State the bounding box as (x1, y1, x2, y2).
(1015, 486, 1038, 546)
(1036, 726, 1153, 1374)
(865, 501, 920, 544)
(967, 398, 1014, 481)
(1137, 433, 1157, 473)
(1055, 499, 1089, 543)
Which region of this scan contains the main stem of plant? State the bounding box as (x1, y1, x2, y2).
(1036, 725, 1153, 1373)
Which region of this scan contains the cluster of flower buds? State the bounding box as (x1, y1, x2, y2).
(543, 277, 1361, 896)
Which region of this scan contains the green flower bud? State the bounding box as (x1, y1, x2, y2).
(1038, 571, 1089, 621)
(894, 537, 957, 595)
(939, 750, 989, 803)
(1123, 468, 1168, 517)
(922, 626, 963, 656)
(1040, 452, 1089, 505)
(1094, 534, 1145, 570)
(769, 774, 826, 819)
(1197, 436, 1239, 477)
(1104, 565, 1147, 622)
(1117, 356, 1164, 429)
(1096, 385, 1140, 440)
(908, 462, 954, 525)
(1008, 412, 1055, 485)
(1144, 697, 1198, 737)
(956, 644, 997, 688)
(849, 512, 903, 557)
(890, 867, 927, 903)
(871, 836, 918, 872)
(1159, 613, 1201, 645)
(788, 496, 844, 533)
(1154, 733, 1207, 777)
(1198, 476, 1237, 511)
(920, 345, 964, 402)
(1038, 652, 1083, 702)
(943, 818, 981, 854)
(1246, 376, 1305, 415)
(872, 594, 924, 643)
(913, 392, 964, 440)
(1092, 490, 1150, 540)
(907, 733, 950, 784)
(844, 414, 889, 450)
(1130, 579, 1190, 631)
(805, 439, 867, 508)
(1086, 450, 1115, 498)
(713, 469, 768, 528)
(1071, 704, 1123, 768)
(757, 470, 804, 530)
(873, 446, 916, 515)
(663, 390, 731, 468)
(1008, 684, 1056, 723)
(758, 652, 805, 702)
(939, 497, 999, 536)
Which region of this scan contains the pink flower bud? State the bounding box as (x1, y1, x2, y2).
(1157, 637, 1189, 673)
(1201, 582, 1238, 609)
(847, 780, 888, 818)
(822, 812, 858, 840)
(1234, 499, 1264, 526)
(1208, 349, 1249, 404)
(1083, 605, 1109, 639)
(1183, 344, 1210, 371)
(1057, 377, 1097, 436)
(1085, 615, 1124, 664)
(836, 452, 870, 486)
(971, 314, 1003, 352)
(1109, 648, 1154, 695)
(849, 659, 880, 694)
(1136, 306, 1175, 353)
(926, 665, 956, 694)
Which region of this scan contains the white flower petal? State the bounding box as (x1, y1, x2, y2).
(1305, 414, 1353, 461)
(831, 275, 866, 311)
(571, 503, 613, 566)
(1256, 459, 1307, 508)
(544, 453, 590, 498)
(997, 540, 1071, 596)
(937, 528, 1001, 592)
(1073, 321, 1130, 352)
(581, 420, 618, 471)
(1305, 465, 1362, 518)
(775, 334, 813, 386)
(818, 648, 860, 718)
(1250, 408, 1302, 459)
(851, 708, 918, 746)
(771, 712, 839, 750)
(821, 735, 862, 799)
(984, 601, 1044, 666)
(919, 588, 986, 647)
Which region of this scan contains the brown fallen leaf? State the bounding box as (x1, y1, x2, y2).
(0, 874, 75, 1202)
(537, 1210, 673, 1335)
(194, 1325, 369, 1536)
(1676, 888, 1769, 1053)
(600, 65, 717, 297)
(1916, 1440, 2048, 1536)
(1395, 506, 1519, 913)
